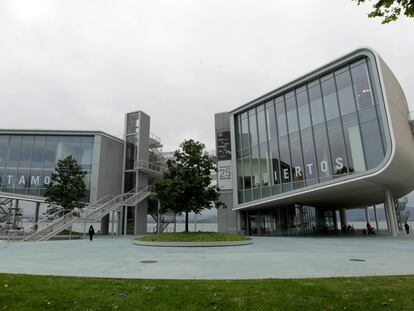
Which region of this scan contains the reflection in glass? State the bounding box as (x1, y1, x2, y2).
(321, 76, 340, 120)
(351, 62, 374, 110)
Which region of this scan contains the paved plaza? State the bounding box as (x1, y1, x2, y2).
(1, 234, 414, 279)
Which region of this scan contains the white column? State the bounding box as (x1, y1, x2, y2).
(385, 190, 397, 237)
(373, 205, 379, 230)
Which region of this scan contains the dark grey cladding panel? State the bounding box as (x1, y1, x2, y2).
(214, 112, 230, 131)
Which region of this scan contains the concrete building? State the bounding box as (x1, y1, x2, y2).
(216, 48, 414, 237)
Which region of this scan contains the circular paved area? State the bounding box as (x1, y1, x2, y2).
(1, 234, 414, 279)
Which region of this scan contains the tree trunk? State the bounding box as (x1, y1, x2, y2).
(185, 212, 189, 233)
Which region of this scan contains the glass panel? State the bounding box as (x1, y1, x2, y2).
(276, 100, 287, 137)
(31, 136, 46, 168)
(360, 120, 385, 169)
(243, 158, 251, 189)
(19, 136, 34, 166)
(0, 136, 9, 164)
(327, 127, 348, 176)
(43, 136, 58, 169)
(235, 115, 242, 152)
(237, 159, 243, 190)
(279, 143, 292, 187)
(290, 139, 304, 189)
(249, 109, 258, 147)
(7, 136, 22, 168)
(302, 137, 318, 183)
(308, 83, 325, 125)
(351, 61, 374, 110)
(241, 113, 250, 156)
(259, 142, 270, 186)
(286, 93, 299, 134)
(296, 89, 311, 130)
(344, 125, 366, 173)
(321, 76, 340, 120)
(257, 107, 267, 144)
(314, 127, 331, 181)
(335, 68, 356, 115)
(251, 145, 260, 188)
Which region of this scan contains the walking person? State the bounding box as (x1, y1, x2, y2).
(88, 225, 95, 241)
(404, 222, 410, 234)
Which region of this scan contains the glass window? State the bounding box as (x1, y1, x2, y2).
(257, 107, 267, 144)
(241, 112, 250, 156)
(249, 109, 258, 147)
(321, 76, 340, 120)
(259, 143, 270, 186)
(265, 101, 277, 142)
(235, 115, 242, 152)
(7, 136, 22, 168)
(302, 137, 318, 183)
(335, 68, 356, 115)
(308, 83, 325, 125)
(0, 136, 9, 164)
(351, 61, 374, 110)
(43, 136, 58, 169)
(327, 127, 348, 175)
(31, 136, 46, 168)
(243, 158, 251, 189)
(276, 99, 287, 137)
(286, 92, 299, 134)
(343, 125, 366, 173)
(279, 143, 291, 184)
(314, 128, 331, 181)
(290, 139, 304, 188)
(237, 159, 243, 190)
(251, 145, 260, 188)
(360, 120, 385, 169)
(296, 89, 311, 130)
(19, 136, 34, 166)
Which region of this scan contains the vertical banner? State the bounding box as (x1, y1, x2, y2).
(216, 130, 232, 190)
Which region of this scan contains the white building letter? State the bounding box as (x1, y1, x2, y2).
(320, 161, 329, 173)
(335, 157, 344, 170)
(295, 166, 302, 177)
(7, 175, 13, 185)
(18, 175, 25, 185)
(44, 176, 51, 185)
(283, 169, 289, 180)
(306, 163, 313, 175)
(31, 176, 40, 185)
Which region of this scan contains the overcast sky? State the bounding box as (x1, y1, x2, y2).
(0, 0, 413, 152)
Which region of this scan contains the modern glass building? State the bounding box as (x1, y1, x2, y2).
(0, 134, 94, 199)
(216, 48, 414, 237)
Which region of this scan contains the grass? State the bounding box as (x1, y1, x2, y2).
(1, 274, 414, 310)
(135, 232, 251, 242)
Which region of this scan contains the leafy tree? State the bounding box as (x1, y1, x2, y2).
(151, 139, 224, 232)
(44, 155, 86, 215)
(354, 0, 414, 23)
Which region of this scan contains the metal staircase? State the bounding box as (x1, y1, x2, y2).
(22, 187, 152, 242)
(147, 205, 175, 233)
(395, 196, 408, 231)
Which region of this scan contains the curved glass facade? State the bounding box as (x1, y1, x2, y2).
(234, 57, 387, 204)
(0, 135, 94, 199)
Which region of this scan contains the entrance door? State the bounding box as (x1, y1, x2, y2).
(248, 215, 258, 235)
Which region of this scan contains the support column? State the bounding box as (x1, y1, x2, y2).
(34, 202, 40, 231)
(111, 211, 114, 237)
(123, 206, 128, 235)
(373, 205, 379, 231)
(384, 203, 391, 232)
(339, 208, 347, 231)
(364, 207, 369, 224)
(385, 190, 397, 237)
(157, 200, 161, 234)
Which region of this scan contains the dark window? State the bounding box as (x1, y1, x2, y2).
(327, 127, 348, 175)
(276, 98, 287, 137)
(249, 109, 258, 147)
(0, 136, 9, 164)
(296, 89, 311, 130)
(31, 136, 46, 168)
(7, 136, 22, 167)
(19, 136, 34, 166)
(286, 92, 299, 134)
(302, 137, 318, 183)
(360, 120, 385, 169)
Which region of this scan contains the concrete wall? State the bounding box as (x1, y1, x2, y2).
(215, 112, 239, 233)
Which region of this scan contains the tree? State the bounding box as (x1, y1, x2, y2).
(151, 139, 224, 232)
(354, 0, 414, 23)
(44, 155, 86, 215)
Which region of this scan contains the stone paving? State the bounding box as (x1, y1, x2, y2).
(1, 233, 414, 279)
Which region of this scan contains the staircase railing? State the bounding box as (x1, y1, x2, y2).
(22, 187, 152, 241)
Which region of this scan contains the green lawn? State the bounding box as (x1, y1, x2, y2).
(1, 274, 414, 310)
(135, 232, 251, 242)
